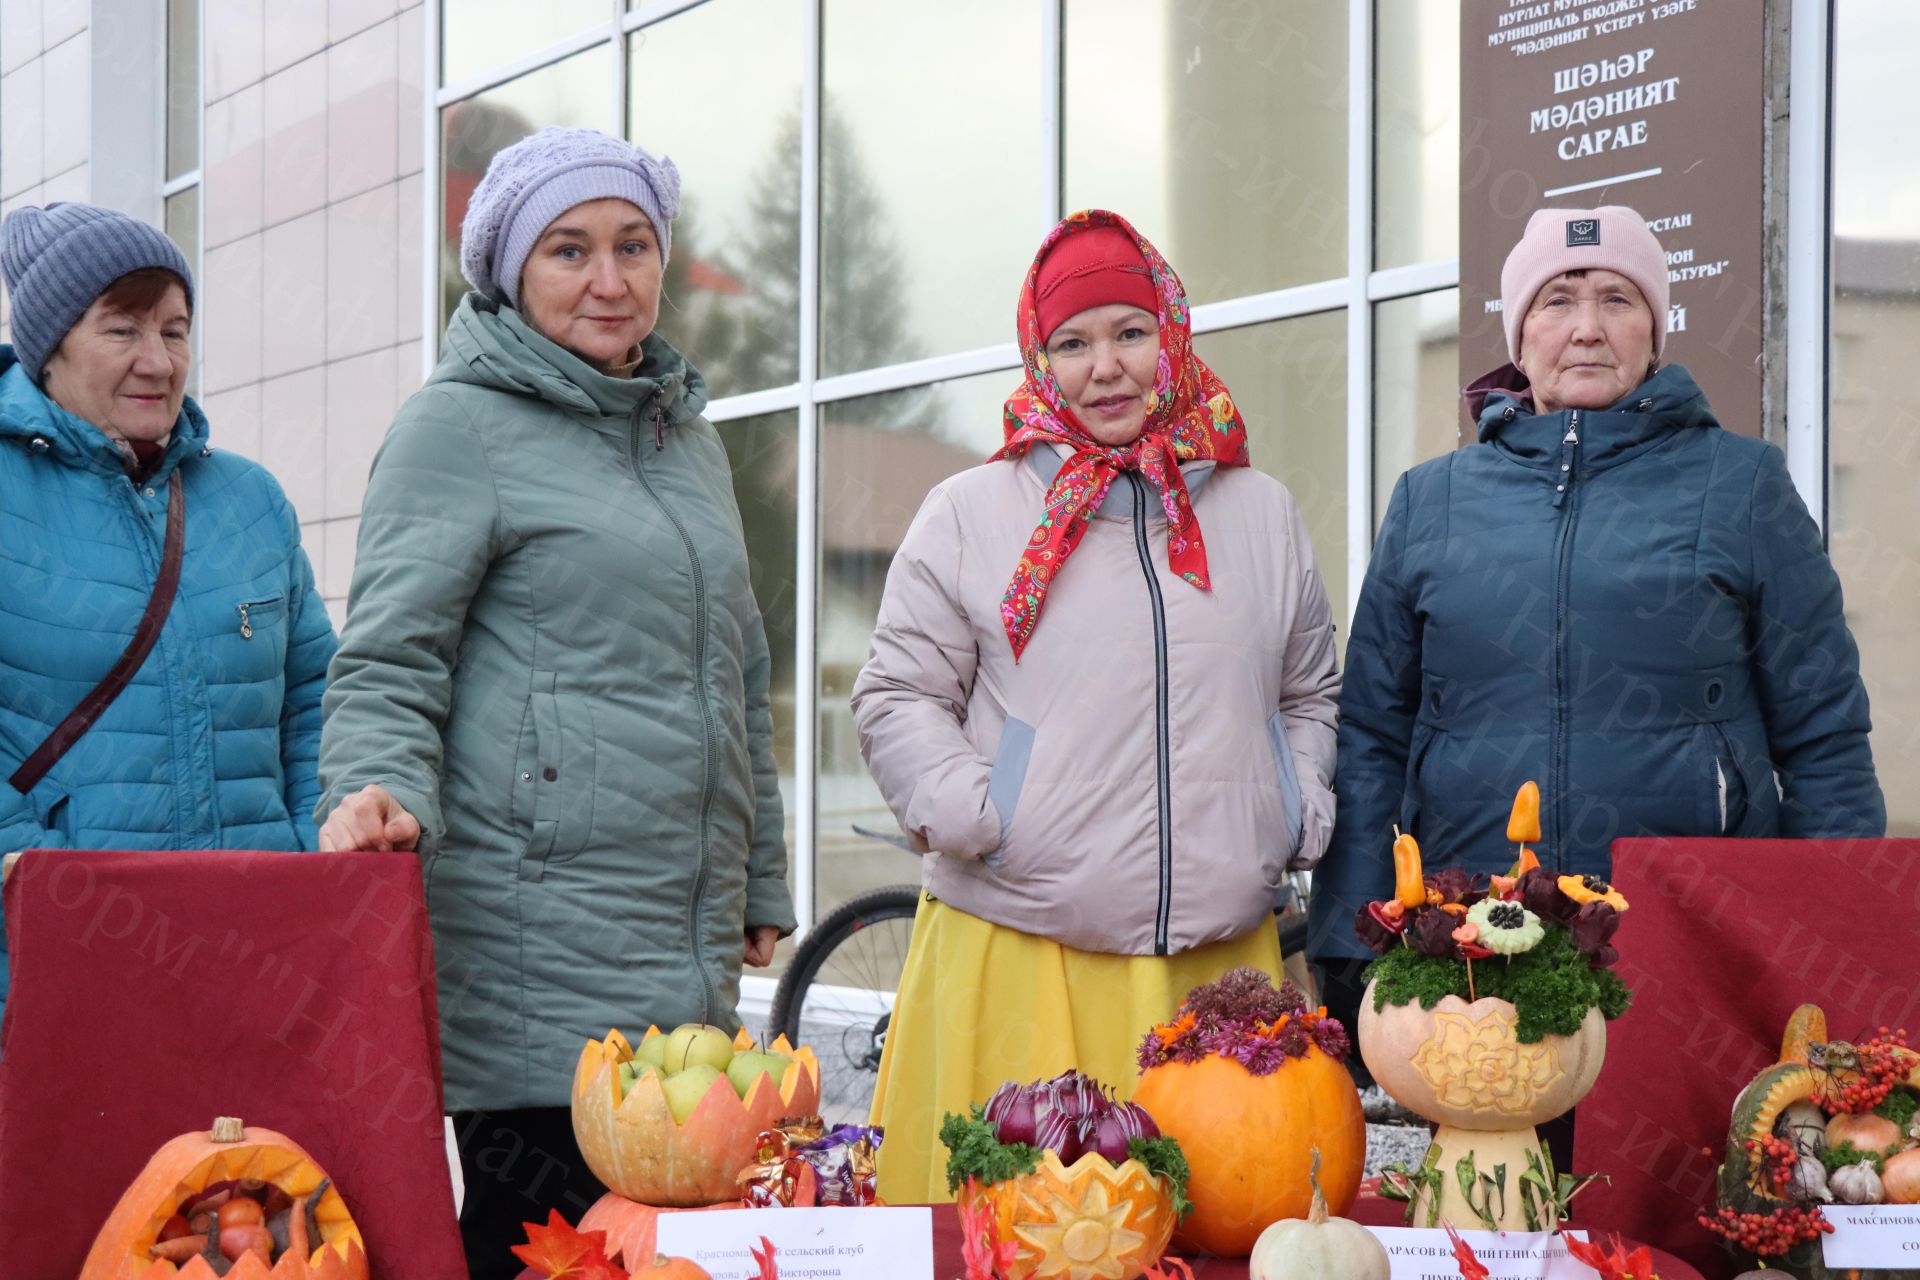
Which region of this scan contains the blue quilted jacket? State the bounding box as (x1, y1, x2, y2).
(0, 346, 335, 1008)
(1307, 363, 1884, 961)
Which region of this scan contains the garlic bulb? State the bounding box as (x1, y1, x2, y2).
(1780, 1101, 1830, 1156)
(1831, 1161, 1885, 1205)
(1787, 1155, 1833, 1203)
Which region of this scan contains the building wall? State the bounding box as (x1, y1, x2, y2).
(0, 0, 93, 319)
(194, 0, 426, 631)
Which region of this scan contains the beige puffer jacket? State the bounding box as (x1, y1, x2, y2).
(850, 447, 1339, 956)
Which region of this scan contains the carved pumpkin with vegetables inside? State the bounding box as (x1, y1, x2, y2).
(80, 1117, 368, 1280)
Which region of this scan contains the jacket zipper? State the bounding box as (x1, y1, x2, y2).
(1129, 476, 1175, 956)
(235, 596, 281, 640)
(1549, 411, 1582, 866)
(628, 403, 720, 1021)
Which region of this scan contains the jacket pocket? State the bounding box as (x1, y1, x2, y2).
(1401, 723, 1439, 833)
(1266, 711, 1305, 869)
(31, 786, 73, 845)
(1706, 723, 1750, 835)
(516, 671, 597, 873)
(233, 595, 286, 641)
(984, 717, 1036, 868)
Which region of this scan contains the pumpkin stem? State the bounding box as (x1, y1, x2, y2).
(1307, 1146, 1328, 1225)
(211, 1117, 245, 1143)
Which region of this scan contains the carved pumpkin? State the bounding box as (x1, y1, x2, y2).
(1132, 1045, 1364, 1257)
(80, 1117, 369, 1280)
(575, 1193, 738, 1269)
(571, 1026, 820, 1207)
(1247, 1153, 1389, 1280)
(959, 1149, 1177, 1280)
(1357, 986, 1606, 1130)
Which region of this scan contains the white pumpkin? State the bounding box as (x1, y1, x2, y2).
(1248, 1152, 1390, 1280)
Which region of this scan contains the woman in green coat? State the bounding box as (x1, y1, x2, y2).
(315, 128, 794, 1276)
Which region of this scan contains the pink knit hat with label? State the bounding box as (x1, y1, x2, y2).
(1500, 205, 1669, 364)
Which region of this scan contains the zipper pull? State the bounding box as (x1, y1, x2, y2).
(238, 603, 254, 640)
(654, 405, 666, 451)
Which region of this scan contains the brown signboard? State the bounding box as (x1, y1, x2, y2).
(1459, 0, 1765, 435)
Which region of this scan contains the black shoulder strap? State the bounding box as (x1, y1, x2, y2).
(9, 476, 187, 795)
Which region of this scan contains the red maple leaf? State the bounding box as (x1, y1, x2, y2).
(510, 1209, 628, 1280)
(1563, 1232, 1660, 1280)
(1443, 1223, 1490, 1280)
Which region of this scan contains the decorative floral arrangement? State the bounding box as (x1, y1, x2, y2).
(941, 1071, 1191, 1209)
(1355, 782, 1632, 1043)
(1136, 967, 1351, 1074)
(942, 1072, 1193, 1280)
(1702, 1004, 1920, 1274)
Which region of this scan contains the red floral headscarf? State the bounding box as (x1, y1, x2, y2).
(990, 209, 1249, 659)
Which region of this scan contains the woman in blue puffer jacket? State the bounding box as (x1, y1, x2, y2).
(1309, 206, 1884, 1013)
(0, 204, 335, 1019)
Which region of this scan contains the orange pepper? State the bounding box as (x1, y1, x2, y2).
(1392, 832, 1426, 908)
(1507, 781, 1542, 844)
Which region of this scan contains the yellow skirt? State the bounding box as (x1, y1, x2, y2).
(868, 894, 1284, 1205)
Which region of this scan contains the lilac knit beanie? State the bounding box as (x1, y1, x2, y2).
(459, 126, 680, 306)
(1500, 206, 1670, 365)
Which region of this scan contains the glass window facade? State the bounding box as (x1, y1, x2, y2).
(1373, 0, 1458, 270)
(166, 0, 199, 179)
(1371, 289, 1461, 530)
(440, 0, 610, 86)
(819, 0, 1042, 375)
(1828, 0, 1920, 835)
(1064, 0, 1349, 304)
(630, 0, 803, 398)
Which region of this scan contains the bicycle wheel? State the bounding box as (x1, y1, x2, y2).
(768, 885, 921, 1127)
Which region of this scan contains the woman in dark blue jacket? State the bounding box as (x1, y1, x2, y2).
(1309, 206, 1884, 1007)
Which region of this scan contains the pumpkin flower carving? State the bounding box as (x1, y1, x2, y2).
(1464, 899, 1544, 956)
(1411, 1008, 1561, 1116)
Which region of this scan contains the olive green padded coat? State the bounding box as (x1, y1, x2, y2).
(317, 297, 793, 1111)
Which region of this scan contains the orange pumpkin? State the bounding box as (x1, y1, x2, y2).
(81, 1117, 369, 1280)
(575, 1193, 738, 1269)
(628, 1255, 713, 1280)
(571, 1026, 820, 1206)
(1133, 1047, 1364, 1257)
(960, 1150, 1177, 1280)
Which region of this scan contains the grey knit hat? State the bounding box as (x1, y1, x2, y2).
(1, 202, 195, 381)
(459, 126, 680, 307)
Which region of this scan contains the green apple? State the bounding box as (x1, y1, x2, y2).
(617, 1060, 637, 1093)
(662, 1023, 734, 1074)
(661, 1064, 723, 1123)
(725, 1050, 791, 1099)
(632, 1035, 668, 1070)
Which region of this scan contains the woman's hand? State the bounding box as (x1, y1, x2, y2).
(317, 784, 422, 853)
(742, 925, 781, 968)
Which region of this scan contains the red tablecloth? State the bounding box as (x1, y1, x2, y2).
(1574, 837, 1920, 1280)
(0, 848, 466, 1279)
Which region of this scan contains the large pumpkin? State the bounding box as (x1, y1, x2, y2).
(959, 1149, 1177, 1280)
(572, 1026, 821, 1206)
(80, 1117, 368, 1280)
(1132, 1046, 1364, 1257)
(575, 1194, 738, 1270)
(1358, 985, 1606, 1130)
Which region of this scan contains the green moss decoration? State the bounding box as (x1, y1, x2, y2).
(1365, 927, 1631, 1043)
(940, 1105, 1040, 1193)
(1129, 1135, 1194, 1217)
(1875, 1086, 1920, 1132)
(1821, 1141, 1887, 1175)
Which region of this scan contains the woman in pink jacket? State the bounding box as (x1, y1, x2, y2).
(852, 210, 1341, 1201)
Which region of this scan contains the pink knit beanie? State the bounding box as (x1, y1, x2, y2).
(1500, 206, 1669, 365)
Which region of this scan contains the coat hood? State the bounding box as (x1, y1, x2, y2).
(433, 293, 709, 424)
(1471, 361, 1719, 470)
(0, 343, 211, 481)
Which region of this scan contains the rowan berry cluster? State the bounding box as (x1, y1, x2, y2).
(1696, 1204, 1833, 1256)
(1743, 1134, 1799, 1191)
(1825, 1026, 1914, 1116)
